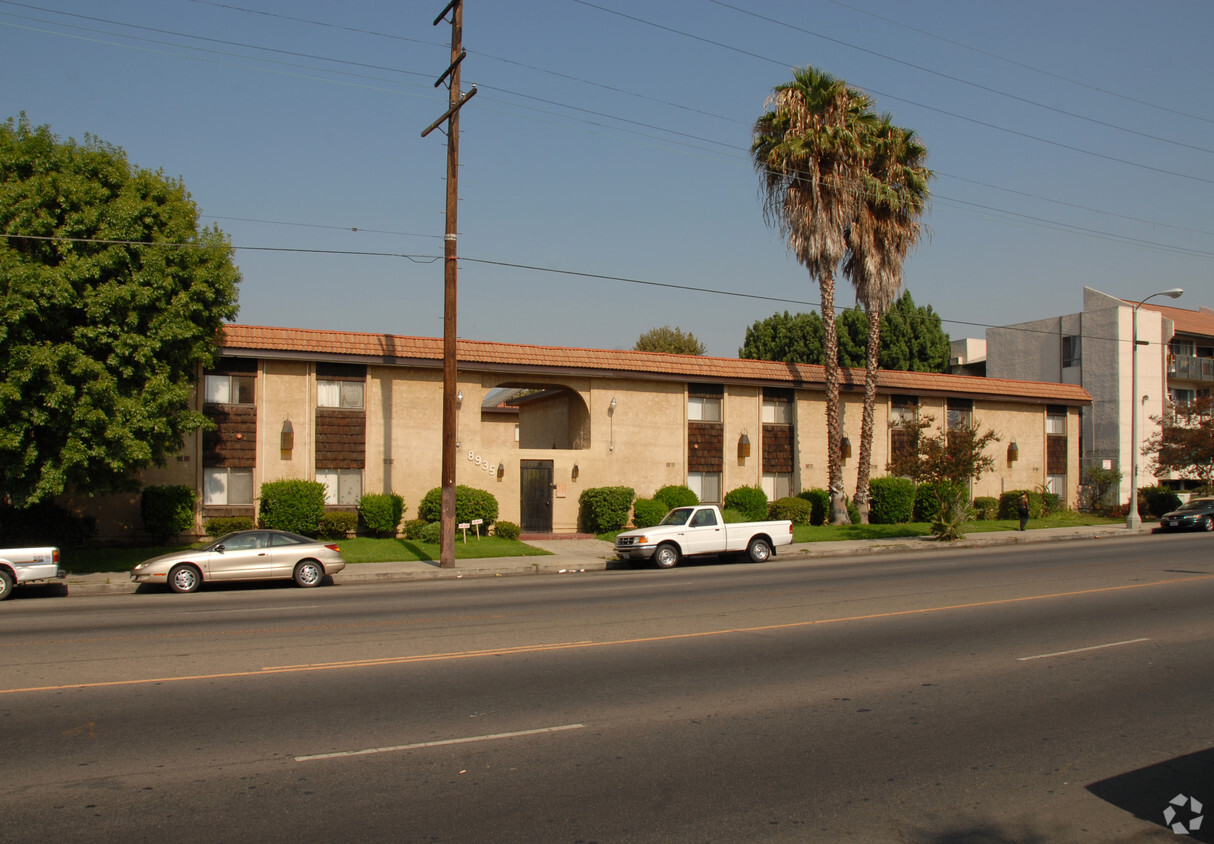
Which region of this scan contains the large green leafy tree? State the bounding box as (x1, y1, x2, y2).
(1144, 393, 1214, 490)
(634, 325, 706, 355)
(739, 293, 948, 371)
(0, 116, 240, 506)
(752, 67, 878, 524)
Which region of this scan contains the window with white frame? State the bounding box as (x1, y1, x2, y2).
(203, 467, 254, 505)
(1046, 474, 1065, 496)
(762, 398, 792, 425)
(205, 374, 255, 405)
(688, 395, 722, 422)
(762, 472, 792, 501)
(317, 468, 362, 506)
(1045, 411, 1066, 435)
(318, 379, 364, 409)
(687, 471, 721, 504)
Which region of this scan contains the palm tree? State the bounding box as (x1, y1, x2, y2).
(752, 66, 878, 524)
(844, 118, 932, 523)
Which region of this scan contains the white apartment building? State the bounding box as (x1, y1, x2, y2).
(983, 287, 1214, 506)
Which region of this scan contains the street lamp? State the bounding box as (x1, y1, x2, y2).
(1127, 287, 1183, 529)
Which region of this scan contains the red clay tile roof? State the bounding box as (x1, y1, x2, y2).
(220, 324, 1091, 405)
(1136, 302, 1214, 339)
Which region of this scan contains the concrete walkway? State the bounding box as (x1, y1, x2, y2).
(51, 523, 1152, 597)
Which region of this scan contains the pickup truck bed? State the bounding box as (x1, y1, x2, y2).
(0, 547, 65, 600)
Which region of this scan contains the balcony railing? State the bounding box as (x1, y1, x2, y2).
(1168, 354, 1214, 383)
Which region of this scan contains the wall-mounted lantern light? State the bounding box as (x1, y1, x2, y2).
(571, 464, 580, 481)
(496, 462, 505, 480)
(609, 396, 617, 415)
(840, 436, 852, 460)
(280, 420, 294, 455)
(738, 431, 751, 459)
(1007, 442, 1019, 463)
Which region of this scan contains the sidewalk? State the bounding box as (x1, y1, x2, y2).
(55, 523, 1151, 597)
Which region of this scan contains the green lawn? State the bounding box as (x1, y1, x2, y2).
(62, 535, 551, 575)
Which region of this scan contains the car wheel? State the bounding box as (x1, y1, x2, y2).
(1203, 517, 1214, 532)
(168, 564, 201, 594)
(0, 570, 13, 601)
(653, 543, 680, 569)
(746, 538, 772, 563)
(293, 560, 324, 587)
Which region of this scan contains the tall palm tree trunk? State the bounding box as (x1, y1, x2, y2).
(820, 271, 850, 524)
(854, 305, 882, 523)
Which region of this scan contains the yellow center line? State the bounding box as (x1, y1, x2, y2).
(3, 573, 1210, 695)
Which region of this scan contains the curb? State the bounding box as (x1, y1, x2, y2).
(43, 525, 1147, 598)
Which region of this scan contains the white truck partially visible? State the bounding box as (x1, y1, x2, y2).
(614, 505, 793, 569)
(0, 547, 65, 601)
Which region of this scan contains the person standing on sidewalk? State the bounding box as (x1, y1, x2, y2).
(1017, 492, 1030, 531)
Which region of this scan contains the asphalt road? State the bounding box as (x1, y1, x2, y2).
(1, 534, 1211, 842)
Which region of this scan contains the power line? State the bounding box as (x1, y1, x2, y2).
(3, 232, 1192, 347)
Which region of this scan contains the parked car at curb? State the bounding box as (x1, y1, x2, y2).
(615, 504, 793, 569)
(1156, 497, 1214, 532)
(0, 546, 65, 601)
(131, 530, 346, 593)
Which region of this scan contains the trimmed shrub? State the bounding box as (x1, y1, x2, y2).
(724, 486, 768, 522)
(998, 490, 1045, 520)
(419, 521, 443, 544)
(402, 519, 427, 540)
(721, 508, 747, 524)
(259, 480, 327, 536)
(846, 497, 860, 525)
(205, 516, 254, 537)
(797, 488, 830, 526)
(579, 486, 636, 533)
(140, 485, 197, 542)
(417, 485, 499, 529)
(653, 484, 698, 510)
(631, 498, 668, 529)
(914, 482, 959, 523)
(494, 520, 521, 540)
(358, 493, 405, 537)
(972, 496, 1000, 521)
(0, 501, 95, 548)
(318, 511, 357, 540)
(769, 496, 813, 526)
(868, 477, 915, 525)
(1141, 486, 1181, 519)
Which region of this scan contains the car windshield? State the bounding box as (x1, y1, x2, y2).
(1178, 499, 1214, 511)
(661, 508, 694, 526)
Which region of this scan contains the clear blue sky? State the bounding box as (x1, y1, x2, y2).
(3, 0, 1211, 357)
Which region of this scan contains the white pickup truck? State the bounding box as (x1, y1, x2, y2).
(0, 546, 65, 601)
(614, 505, 793, 568)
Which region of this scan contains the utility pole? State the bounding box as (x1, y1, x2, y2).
(422, 0, 477, 568)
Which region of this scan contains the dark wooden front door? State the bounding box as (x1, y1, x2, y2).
(520, 460, 553, 533)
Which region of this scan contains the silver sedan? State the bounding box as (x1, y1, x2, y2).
(131, 530, 347, 593)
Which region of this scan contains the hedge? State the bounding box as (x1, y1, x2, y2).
(205, 516, 254, 536)
(359, 493, 405, 537)
(868, 477, 914, 525)
(259, 480, 327, 536)
(417, 485, 499, 529)
(797, 489, 829, 526)
(654, 484, 698, 510)
(494, 520, 521, 540)
(769, 496, 813, 526)
(318, 511, 357, 539)
(140, 485, 197, 542)
(631, 498, 668, 529)
(724, 486, 768, 521)
(579, 486, 636, 533)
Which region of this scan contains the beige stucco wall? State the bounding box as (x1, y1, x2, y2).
(77, 358, 1087, 541)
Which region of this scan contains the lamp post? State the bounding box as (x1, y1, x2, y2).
(1126, 288, 1183, 529)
